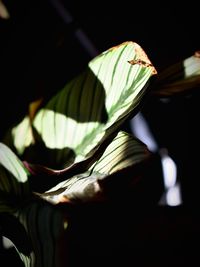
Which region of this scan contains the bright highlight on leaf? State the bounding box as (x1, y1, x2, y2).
(0, 142, 30, 213)
(0, 143, 29, 183)
(184, 52, 200, 77)
(12, 116, 33, 155)
(91, 131, 150, 174)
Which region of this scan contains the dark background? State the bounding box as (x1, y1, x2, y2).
(0, 0, 200, 266)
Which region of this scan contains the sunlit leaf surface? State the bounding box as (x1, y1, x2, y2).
(0, 143, 30, 212)
(37, 131, 151, 204)
(1, 42, 157, 266)
(9, 41, 156, 169)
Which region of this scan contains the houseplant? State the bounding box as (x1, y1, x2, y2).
(0, 38, 200, 266)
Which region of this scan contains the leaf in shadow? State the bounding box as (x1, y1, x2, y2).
(23, 125, 76, 169)
(47, 68, 109, 123)
(0, 199, 69, 267)
(15, 200, 69, 267)
(0, 213, 31, 255)
(0, 142, 70, 266)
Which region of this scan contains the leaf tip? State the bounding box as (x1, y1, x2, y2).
(128, 59, 157, 75)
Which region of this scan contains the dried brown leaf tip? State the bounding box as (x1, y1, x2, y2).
(128, 59, 157, 74)
(105, 41, 157, 75)
(129, 43, 157, 74)
(128, 59, 153, 67)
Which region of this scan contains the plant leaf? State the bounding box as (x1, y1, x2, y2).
(151, 51, 200, 97)
(8, 41, 156, 170)
(0, 143, 68, 266)
(0, 200, 68, 267)
(36, 131, 152, 204)
(0, 142, 30, 213)
(15, 200, 68, 267)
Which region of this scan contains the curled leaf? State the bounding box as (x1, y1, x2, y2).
(8, 41, 156, 170)
(151, 51, 200, 97)
(36, 131, 152, 204)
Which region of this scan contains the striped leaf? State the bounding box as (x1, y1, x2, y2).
(0, 42, 157, 266)
(0, 143, 68, 267)
(0, 132, 152, 266)
(0, 142, 30, 213)
(37, 131, 152, 204)
(9, 41, 156, 170)
(15, 200, 68, 267)
(0, 200, 68, 267)
(151, 51, 200, 97)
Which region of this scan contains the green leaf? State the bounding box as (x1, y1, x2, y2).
(0, 200, 68, 267)
(9, 41, 156, 169)
(0, 143, 67, 266)
(14, 200, 68, 267)
(151, 51, 200, 97)
(0, 132, 154, 266)
(0, 142, 30, 213)
(91, 131, 150, 174)
(36, 131, 152, 204)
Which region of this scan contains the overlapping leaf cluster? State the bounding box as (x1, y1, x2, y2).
(0, 41, 199, 266)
